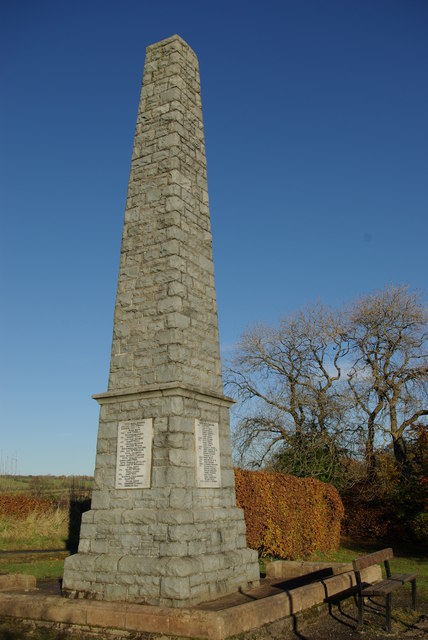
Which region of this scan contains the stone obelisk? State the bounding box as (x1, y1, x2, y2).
(63, 35, 259, 607)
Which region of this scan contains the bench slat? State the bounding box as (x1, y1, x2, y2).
(389, 573, 417, 584)
(361, 579, 402, 596)
(352, 547, 393, 571)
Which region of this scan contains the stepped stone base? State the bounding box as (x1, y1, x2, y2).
(63, 546, 258, 607)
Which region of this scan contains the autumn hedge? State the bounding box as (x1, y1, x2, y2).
(234, 468, 344, 558)
(1, 472, 344, 559)
(0, 494, 55, 519)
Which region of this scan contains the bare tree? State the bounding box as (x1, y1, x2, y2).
(226, 303, 351, 481)
(347, 284, 428, 479)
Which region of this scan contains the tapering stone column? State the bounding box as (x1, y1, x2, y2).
(62, 34, 259, 607)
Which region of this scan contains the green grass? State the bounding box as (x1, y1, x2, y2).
(315, 541, 428, 594)
(0, 552, 68, 580)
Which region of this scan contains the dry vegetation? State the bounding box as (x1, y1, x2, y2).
(0, 477, 92, 552)
(0, 510, 69, 551)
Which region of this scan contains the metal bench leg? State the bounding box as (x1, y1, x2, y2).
(386, 593, 392, 632)
(357, 595, 364, 628)
(411, 579, 416, 610)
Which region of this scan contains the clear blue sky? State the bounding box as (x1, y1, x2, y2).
(1, 0, 427, 475)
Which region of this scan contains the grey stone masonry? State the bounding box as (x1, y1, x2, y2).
(62, 35, 259, 607)
(108, 34, 222, 394)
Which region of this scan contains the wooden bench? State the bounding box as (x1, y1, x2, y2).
(352, 547, 417, 631)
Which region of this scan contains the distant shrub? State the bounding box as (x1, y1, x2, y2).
(341, 500, 393, 540)
(0, 494, 54, 519)
(234, 468, 344, 559)
(412, 512, 428, 545)
(341, 468, 427, 544)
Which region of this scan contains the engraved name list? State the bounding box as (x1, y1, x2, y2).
(195, 419, 221, 488)
(115, 419, 153, 489)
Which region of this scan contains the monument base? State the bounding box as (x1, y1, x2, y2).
(63, 546, 259, 607)
(62, 385, 260, 607)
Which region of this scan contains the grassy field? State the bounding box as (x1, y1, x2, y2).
(0, 475, 93, 499)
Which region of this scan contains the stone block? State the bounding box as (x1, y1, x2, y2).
(159, 239, 180, 257)
(168, 523, 198, 542)
(121, 508, 156, 524)
(163, 396, 184, 415)
(187, 540, 207, 555)
(169, 487, 192, 509)
(86, 602, 127, 628)
(94, 554, 122, 572)
(103, 584, 129, 601)
(90, 539, 107, 554)
(63, 552, 97, 573)
(156, 363, 182, 383)
(167, 344, 186, 362)
(159, 541, 188, 556)
(168, 448, 194, 467)
(158, 508, 193, 525)
(94, 509, 122, 524)
(166, 465, 193, 487)
(120, 534, 141, 548)
(90, 491, 110, 509)
(94, 571, 115, 584)
(166, 311, 190, 329)
(193, 508, 214, 523)
(200, 555, 221, 572)
(160, 576, 190, 599)
(0, 574, 36, 592)
(77, 539, 90, 553)
(128, 582, 160, 598)
(119, 555, 152, 575)
(167, 281, 187, 297)
(169, 415, 192, 432)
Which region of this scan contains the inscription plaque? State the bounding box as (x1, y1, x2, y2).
(115, 419, 153, 489)
(194, 419, 221, 488)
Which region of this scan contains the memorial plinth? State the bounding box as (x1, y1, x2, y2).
(62, 35, 259, 607)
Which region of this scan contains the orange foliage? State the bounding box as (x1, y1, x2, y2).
(0, 494, 54, 519)
(234, 468, 344, 558)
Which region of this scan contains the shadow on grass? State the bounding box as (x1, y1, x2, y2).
(340, 535, 427, 558)
(66, 498, 91, 554)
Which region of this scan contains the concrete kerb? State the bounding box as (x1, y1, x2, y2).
(0, 565, 381, 640)
(0, 574, 36, 591)
(265, 560, 353, 580)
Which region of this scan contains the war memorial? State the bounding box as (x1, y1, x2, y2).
(62, 34, 260, 607)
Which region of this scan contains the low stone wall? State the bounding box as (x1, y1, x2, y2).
(0, 565, 381, 639)
(265, 560, 352, 580)
(0, 574, 36, 592)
